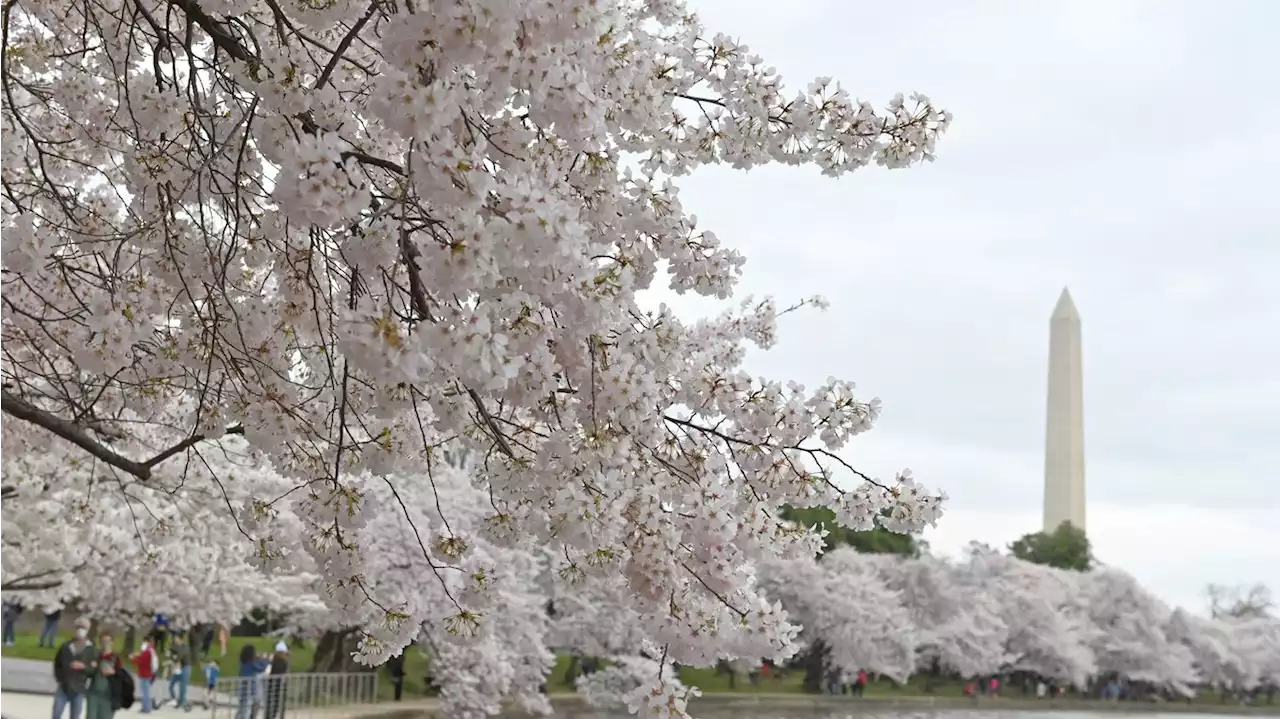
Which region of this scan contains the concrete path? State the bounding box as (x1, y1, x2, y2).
(0, 692, 201, 719)
(0, 693, 450, 719)
(1, 658, 56, 695)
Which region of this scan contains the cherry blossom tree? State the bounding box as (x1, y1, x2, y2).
(1082, 567, 1197, 694)
(866, 553, 1009, 679)
(1229, 616, 1280, 695)
(962, 546, 1096, 686)
(1166, 608, 1255, 692)
(546, 572, 649, 661)
(3, 0, 949, 713)
(1, 418, 322, 626)
(758, 549, 917, 682)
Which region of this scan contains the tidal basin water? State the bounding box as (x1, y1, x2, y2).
(535, 710, 1267, 719)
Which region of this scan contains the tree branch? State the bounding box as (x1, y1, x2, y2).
(315, 1, 378, 91)
(0, 564, 85, 592)
(142, 427, 245, 469)
(397, 231, 517, 460)
(165, 0, 404, 174)
(1, 390, 244, 481)
(2, 390, 150, 476)
(663, 414, 890, 490)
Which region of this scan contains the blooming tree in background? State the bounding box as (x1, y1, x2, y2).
(547, 572, 650, 660)
(1234, 617, 1280, 692)
(751, 546, 1277, 699)
(864, 553, 1010, 678)
(1082, 567, 1198, 694)
(758, 549, 917, 682)
(1, 419, 323, 626)
(1166, 608, 1254, 691)
(962, 546, 1097, 687)
(2, 0, 949, 713)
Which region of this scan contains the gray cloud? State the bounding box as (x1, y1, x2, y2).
(663, 0, 1280, 611)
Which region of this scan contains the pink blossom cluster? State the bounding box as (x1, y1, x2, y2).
(2, 0, 953, 715)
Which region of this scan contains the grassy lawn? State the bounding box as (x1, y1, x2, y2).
(674, 665, 804, 693)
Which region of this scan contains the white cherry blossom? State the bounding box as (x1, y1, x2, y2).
(2, 0, 951, 714)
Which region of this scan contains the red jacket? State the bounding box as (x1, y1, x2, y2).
(132, 645, 157, 679)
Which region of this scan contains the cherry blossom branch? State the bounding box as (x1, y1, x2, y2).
(1, 575, 64, 591)
(165, 0, 404, 174)
(1, 562, 88, 592)
(1, 390, 244, 481)
(662, 414, 890, 491)
(314, 1, 379, 91)
(396, 161, 518, 461)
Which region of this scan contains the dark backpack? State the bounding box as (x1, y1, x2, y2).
(115, 666, 136, 710)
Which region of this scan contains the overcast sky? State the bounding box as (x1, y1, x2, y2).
(661, 0, 1280, 614)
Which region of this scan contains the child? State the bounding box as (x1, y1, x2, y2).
(202, 659, 221, 709)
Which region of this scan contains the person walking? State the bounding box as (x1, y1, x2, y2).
(165, 634, 192, 709)
(2, 601, 23, 646)
(40, 608, 64, 648)
(386, 653, 405, 702)
(152, 615, 169, 654)
(199, 625, 215, 657)
(85, 630, 125, 719)
(129, 635, 159, 713)
(52, 618, 94, 719)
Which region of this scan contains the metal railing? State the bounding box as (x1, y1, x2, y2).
(204, 672, 379, 719)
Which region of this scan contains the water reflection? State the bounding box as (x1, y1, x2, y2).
(536, 708, 1254, 719)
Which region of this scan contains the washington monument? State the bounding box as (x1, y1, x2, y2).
(1043, 287, 1086, 533)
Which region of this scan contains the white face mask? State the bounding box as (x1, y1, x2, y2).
(75, 628, 89, 640)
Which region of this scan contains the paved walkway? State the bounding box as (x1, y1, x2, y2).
(0, 693, 451, 719)
(1, 658, 56, 695)
(0, 692, 200, 719)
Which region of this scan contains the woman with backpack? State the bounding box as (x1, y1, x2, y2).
(86, 629, 131, 719)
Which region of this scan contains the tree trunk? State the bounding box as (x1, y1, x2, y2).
(801, 641, 829, 694)
(308, 629, 375, 674)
